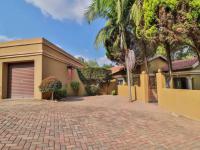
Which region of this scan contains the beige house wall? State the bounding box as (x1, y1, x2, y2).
(66, 70, 86, 96)
(0, 38, 85, 100)
(42, 56, 86, 96)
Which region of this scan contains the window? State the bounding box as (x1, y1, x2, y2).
(67, 66, 74, 81)
(173, 77, 189, 89)
(117, 78, 124, 85)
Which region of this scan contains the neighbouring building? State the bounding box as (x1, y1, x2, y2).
(110, 66, 126, 85)
(0, 38, 86, 100)
(111, 56, 200, 90)
(162, 57, 200, 90)
(111, 55, 168, 85)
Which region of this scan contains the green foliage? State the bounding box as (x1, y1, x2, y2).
(39, 76, 62, 93)
(85, 85, 100, 96)
(54, 88, 67, 100)
(143, 0, 178, 32)
(77, 67, 111, 85)
(102, 64, 114, 69)
(85, 0, 137, 65)
(172, 46, 196, 60)
(70, 81, 80, 95)
(111, 90, 117, 96)
(86, 60, 99, 67)
(156, 45, 167, 56)
(78, 67, 111, 96)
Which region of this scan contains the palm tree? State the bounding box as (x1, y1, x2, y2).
(85, 0, 136, 101)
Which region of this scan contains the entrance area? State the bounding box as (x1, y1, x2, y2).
(7, 62, 34, 99)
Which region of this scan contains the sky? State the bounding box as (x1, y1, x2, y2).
(0, 0, 112, 66)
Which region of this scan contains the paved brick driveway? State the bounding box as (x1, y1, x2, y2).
(0, 96, 200, 150)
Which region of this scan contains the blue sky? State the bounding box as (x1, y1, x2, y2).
(0, 0, 112, 65)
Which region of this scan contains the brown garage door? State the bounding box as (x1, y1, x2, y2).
(8, 62, 34, 99)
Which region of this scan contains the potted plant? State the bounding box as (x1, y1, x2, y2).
(39, 76, 62, 100)
(70, 81, 80, 96)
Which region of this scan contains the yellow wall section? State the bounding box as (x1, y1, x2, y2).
(118, 72, 149, 102)
(118, 85, 136, 100)
(157, 72, 200, 121)
(66, 70, 86, 96)
(42, 56, 68, 84)
(42, 56, 86, 96)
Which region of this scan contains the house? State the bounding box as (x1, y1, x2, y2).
(0, 38, 86, 99)
(111, 55, 168, 85)
(110, 66, 126, 85)
(162, 57, 200, 90)
(112, 56, 200, 90)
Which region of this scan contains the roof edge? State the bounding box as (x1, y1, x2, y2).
(0, 38, 43, 48)
(0, 38, 84, 67)
(41, 38, 83, 67)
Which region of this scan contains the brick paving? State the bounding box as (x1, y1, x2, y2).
(0, 96, 199, 150)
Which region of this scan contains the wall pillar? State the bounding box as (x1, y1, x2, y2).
(156, 69, 165, 104)
(140, 71, 149, 103)
(0, 62, 3, 99)
(0, 62, 8, 99)
(34, 56, 43, 99)
(187, 77, 193, 90)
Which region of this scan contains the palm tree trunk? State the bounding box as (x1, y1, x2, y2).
(120, 32, 132, 101)
(166, 43, 173, 88)
(125, 55, 133, 101)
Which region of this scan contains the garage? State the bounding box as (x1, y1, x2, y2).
(0, 38, 84, 99)
(8, 62, 34, 99)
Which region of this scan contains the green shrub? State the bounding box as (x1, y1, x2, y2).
(85, 84, 100, 96)
(39, 76, 62, 100)
(70, 81, 80, 95)
(111, 90, 117, 96)
(54, 88, 67, 100)
(77, 67, 111, 85)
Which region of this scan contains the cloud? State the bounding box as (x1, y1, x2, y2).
(75, 55, 89, 62)
(97, 56, 113, 66)
(25, 0, 91, 23)
(0, 35, 15, 42)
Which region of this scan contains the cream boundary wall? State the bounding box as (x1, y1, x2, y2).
(0, 38, 85, 99)
(156, 71, 200, 121)
(118, 72, 149, 102)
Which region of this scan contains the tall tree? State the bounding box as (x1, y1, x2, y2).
(131, 0, 200, 87)
(131, 0, 157, 74)
(85, 0, 136, 101)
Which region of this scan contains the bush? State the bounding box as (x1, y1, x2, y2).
(85, 85, 100, 96)
(39, 76, 62, 100)
(54, 88, 67, 100)
(70, 81, 80, 95)
(111, 90, 117, 96)
(77, 67, 111, 85)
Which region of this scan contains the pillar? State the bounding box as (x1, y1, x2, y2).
(156, 69, 165, 104)
(140, 71, 149, 103)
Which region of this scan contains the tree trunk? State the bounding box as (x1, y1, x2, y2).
(126, 55, 133, 101)
(143, 42, 149, 74)
(144, 55, 149, 74)
(120, 32, 132, 101)
(196, 50, 200, 64)
(51, 91, 54, 100)
(166, 43, 173, 88)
